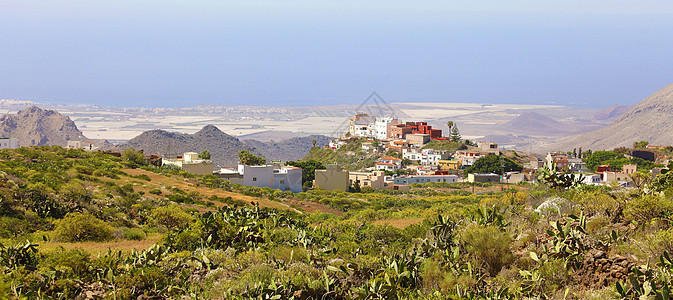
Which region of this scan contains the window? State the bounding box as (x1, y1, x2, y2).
(253, 177, 257, 182)
(280, 180, 284, 184)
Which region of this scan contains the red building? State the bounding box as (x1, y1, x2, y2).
(399, 122, 443, 139)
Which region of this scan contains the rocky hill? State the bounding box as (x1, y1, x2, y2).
(0, 105, 91, 147)
(118, 125, 330, 167)
(545, 83, 673, 151)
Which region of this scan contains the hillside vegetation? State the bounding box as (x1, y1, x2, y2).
(2, 147, 673, 298)
(302, 139, 384, 171)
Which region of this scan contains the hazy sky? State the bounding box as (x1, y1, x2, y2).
(1, 1, 672, 108)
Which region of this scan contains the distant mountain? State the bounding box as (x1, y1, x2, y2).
(243, 135, 330, 162)
(118, 125, 331, 167)
(500, 112, 573, 135)
(117, 125, 256, 167)
(593, 105, 631, 121)
(546, 83, 673, 151)
(0, 105, 91, 147)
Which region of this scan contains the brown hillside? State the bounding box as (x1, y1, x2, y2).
(544, 83, 673, 151)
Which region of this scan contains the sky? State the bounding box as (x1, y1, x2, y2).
(1, 1, 672, 108)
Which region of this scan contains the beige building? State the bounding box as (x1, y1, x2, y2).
(314, 165, 350, 191)
(477, 142, 500, 155)
(622, 164, 637, 174)
(406, 133, 431, 146)
(467, 173, 500, 183)
(603, 171, 632, 183)
(349, 171, 385, 189)
(162, 152, 214, 175)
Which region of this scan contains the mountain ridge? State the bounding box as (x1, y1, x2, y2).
(544, 83, 673, 151)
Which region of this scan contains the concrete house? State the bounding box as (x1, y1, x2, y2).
(162, 152, 214, 175)
(477, 142, 500, 155)
(376, 157, 402, 171)
(374, 117, 398, 140)
(349, 113, 376, 138)
(314, 165, 350, 191)
(0, 138, 18, 150)
(467, 173, 500, 183)
(349, 171, 385, 189)
(546, 152, 569, 169)
(406, 133, 431, 146)
(216, 164, 303, 193)
(456, 151, 484, 167)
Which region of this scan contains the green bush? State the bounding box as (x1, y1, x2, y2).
(151, 205, 194, 230)
(125, 228, 147, 240)
(460, 224, 514, 276)
(53, 213, 114, 242)
(624, 195, 673, 224)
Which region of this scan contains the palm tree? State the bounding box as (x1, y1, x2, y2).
(312, 139, 317, 148)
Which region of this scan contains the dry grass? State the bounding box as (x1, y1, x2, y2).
(41, 233, 162, 255)
(374, 218, 424, 229)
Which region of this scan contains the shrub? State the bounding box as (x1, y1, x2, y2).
(459, 224, 513, 276)
(151, 205, 194, 230)
(125, 228, 146, 240)
(0, 217, 30, 238)
(624, 195, 673, 224)
(38, 249, 91, 279)
(53, 213, 114, 242)
(149, 189, 162, 195)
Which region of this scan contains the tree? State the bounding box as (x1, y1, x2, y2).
(122, 148, 145, 165)
(450, 124, 462, 142)
(573, 148, 577, 158)
(585, 151, 624, 171)
(578, 147, 582, 159)
(312, 139, 317, 148)
(238, 150, 266, 166)
(634, 141, 649, 149)
(198, 150, 211, 160)
(447, 121, 454, 134)
(285, 160, 325, 187)
(465, 155, 522, 174)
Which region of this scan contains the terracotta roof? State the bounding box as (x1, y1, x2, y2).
(381, 156, 402, 160)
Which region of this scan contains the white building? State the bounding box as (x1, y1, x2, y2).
(374, 117, 398, 140)
(403, 150, 423, 161)
(162, 152, 214, 175)
(0, 138, 18, 150)
(456, 151, 484, 167)
(421, 153, 443, 167)
(376, 156, 403, 171)
(217, 164, 303, 193)
(349, 113, 376, 138)
(575, 174, 602, 185)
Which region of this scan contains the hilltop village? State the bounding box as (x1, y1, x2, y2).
(27, 112, 663, 194)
